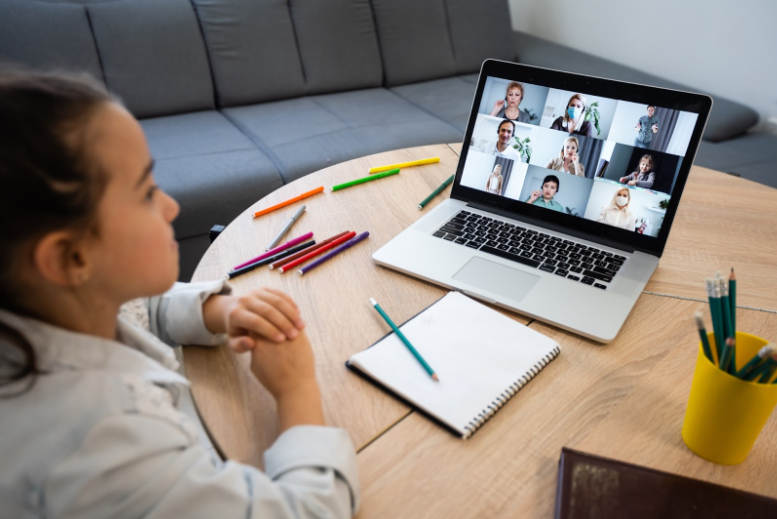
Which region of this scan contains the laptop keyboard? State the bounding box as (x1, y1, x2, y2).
(433, 211, 627, 290)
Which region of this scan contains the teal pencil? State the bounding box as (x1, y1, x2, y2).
(369, 298, 439, 381)
(706, 279, 724, 364)
(693, 311, 714, 363)
(746, 358, 775, 382)
(729, 268, 737, 336)
(719, 281, 736, 373)
(735, 344, 774, 379)
(719, 337, 735, 376)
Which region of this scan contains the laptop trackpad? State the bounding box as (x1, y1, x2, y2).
(452, 257, 540, 302)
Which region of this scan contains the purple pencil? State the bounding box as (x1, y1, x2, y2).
(299, 231, 369, 275)
(233, 232, 313, 270)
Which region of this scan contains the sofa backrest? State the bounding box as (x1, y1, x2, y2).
(192, 0, 384, 107)
(0, 0, 216, 119)
(370, 0, 516, 87)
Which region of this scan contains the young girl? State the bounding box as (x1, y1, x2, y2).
(0, 70, 359, 518)
(619, 154, 656, 189)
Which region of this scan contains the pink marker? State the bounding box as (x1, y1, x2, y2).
(233, 232, 313, 270)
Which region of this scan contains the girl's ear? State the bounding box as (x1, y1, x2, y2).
(33, 231, 92, 287)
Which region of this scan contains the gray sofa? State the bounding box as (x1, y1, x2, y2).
(1, 0, 772, 281)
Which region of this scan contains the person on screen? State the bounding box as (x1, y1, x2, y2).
(619, 154, 656, 188)
(485, 164, 504, 195)
(526, 175, 564, 212)
(597, 187, 636, 230)
(634, 105, 660, 148)
(545, 136, 585, 177)
(489, 81, 532, 123)
(486, 119, 522, 160)
(549, 93, 594, 137)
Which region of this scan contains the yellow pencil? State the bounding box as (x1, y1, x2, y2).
(369, 157, 440, 174)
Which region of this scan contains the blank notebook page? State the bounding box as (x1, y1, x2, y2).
(348, 292, 560, 438)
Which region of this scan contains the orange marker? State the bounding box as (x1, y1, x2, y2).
(253, 186, 324, 218)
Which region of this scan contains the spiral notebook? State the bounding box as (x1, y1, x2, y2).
(346, 291, 561, 438)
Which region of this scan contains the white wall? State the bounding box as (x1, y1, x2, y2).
(509, 0, 777, 125)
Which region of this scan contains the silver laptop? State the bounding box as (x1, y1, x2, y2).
(374, 60, 712, 342)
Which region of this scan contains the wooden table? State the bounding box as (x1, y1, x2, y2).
(185, 143, 777, 516)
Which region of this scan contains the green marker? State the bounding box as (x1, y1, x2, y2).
(418, 174, 455, 210)
(332, 168, 399, 192)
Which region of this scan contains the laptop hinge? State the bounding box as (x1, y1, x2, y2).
(464, 201, 655, 256)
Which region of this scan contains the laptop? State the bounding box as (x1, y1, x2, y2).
(373, 60, 712, 342)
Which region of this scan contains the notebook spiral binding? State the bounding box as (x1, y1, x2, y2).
(462, 345, 561, 438)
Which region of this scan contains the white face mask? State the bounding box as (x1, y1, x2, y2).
(616, 196, 629, 207)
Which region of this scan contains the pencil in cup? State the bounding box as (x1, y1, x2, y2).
(369, 157, 439, 174)
(278, 231, 356, 273)
(299, 231, 369, 276)
(418, 174, 455, 210)
(369, 298, 439, 381)
(269, 231, 350, 270)
(331, 169, 399, 192)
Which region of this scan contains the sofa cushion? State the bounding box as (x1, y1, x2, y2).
(140, 111, 284, 239)
(695, 133, 777, 188)
(0, 0, 103, 81)
(87, 0, 215, 118)
(391, 74, 479, 133)
(513, 31, 758, 143)
(192, 0, 382, 107)
(371, 0, 514, 86)
(223, 88, 463, 182)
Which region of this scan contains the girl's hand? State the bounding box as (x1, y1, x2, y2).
(204, 288, 305, 352)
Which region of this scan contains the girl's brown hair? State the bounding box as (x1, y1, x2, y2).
(0, 68, 113, 392)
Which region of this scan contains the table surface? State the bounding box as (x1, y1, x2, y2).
(186, 143, 777, 517)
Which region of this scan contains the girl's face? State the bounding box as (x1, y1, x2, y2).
(564, 141, 577, 158)
(506, 87, 522, 107)
(82, 103, 180, 302)
(639, 159, 651, 173)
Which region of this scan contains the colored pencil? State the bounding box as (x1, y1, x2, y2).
(706, 278, 723, 362)
(278, 231, 356, 273)
(693, 311, 714, 363)
(735, 344, 774, 379)
(269, 231, 350, 270)
(729, 268, 737, 336)
(369, 297, 439, 381)
(233, 232, 313, 270)
(719, 337, 735, 375)
(418, 174, 455, 210)
(332, 169, 399, 192)
(369, 157, 439, 174)
(227, 240, 315, 279)
(299, 231, 369, 275)
(253, 187, 324, 218)
(266, 205, 306, 250)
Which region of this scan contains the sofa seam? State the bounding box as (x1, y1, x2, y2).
(187, 0, 220, 111)
(286, 1, 307, 85)
(218, 110, 292, 184)
(365, 0, 388, 88)
(384, 88, 465, 136)
(83, 6, 108, 86)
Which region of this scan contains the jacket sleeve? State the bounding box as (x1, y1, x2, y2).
(636, 171, 655, 188)
(45, 413, 360, 519)
(146, 280, 232, 347)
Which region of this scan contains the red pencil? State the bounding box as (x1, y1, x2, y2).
(269, 231, 350, 270)
(278, 231, 356, 273)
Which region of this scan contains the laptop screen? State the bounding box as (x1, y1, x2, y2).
(454, 61, 711, 255)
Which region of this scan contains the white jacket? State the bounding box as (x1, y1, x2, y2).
(0, 280, 359, 519)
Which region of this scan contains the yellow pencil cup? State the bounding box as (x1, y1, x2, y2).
(682, 332, 777, 465)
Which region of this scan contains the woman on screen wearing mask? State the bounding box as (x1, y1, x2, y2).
(489, 81, 532, 123)
(550, 93, 594, 137)
(485, 164, 504, 195)
(545, 136, 585, 177)
(597, 187, 636, 230)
